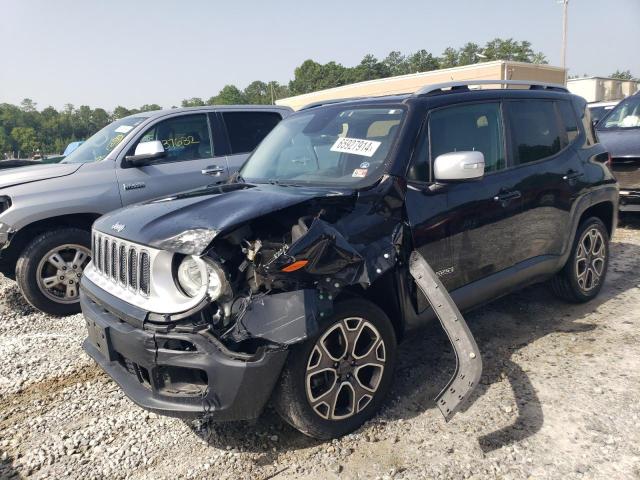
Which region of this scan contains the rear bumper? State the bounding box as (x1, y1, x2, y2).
(619, 190, 640, 212)
(80, 278, 288, 421)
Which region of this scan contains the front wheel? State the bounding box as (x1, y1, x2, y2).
(273, 298, 397, 439)
(15, 228, 91, 316)
(551, 217, 609, 303)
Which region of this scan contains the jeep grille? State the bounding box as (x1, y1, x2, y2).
(91, 231, 151, 296)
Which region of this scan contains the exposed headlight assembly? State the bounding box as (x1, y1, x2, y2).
(176, 255, 229, 300)
(157, 228, 218, 256)
(0, 196, 11, 215)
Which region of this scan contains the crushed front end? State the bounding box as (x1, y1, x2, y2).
(80, 182, 402, 421)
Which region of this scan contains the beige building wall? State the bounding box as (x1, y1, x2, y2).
(276, 60, 566, 110)
(567, 77, 640, 102)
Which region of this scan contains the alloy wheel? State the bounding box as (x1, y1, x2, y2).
(575, 227, 606, 292)
(36, 244, 91, 304)
(305, 317, 386, 420)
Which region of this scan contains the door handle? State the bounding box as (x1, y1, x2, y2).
(202, 165, 225, 176)
(563, 170, 583, 181)
(493, 190, 522, 203)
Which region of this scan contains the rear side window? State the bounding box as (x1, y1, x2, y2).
(506, 100, 562, 165)
(222, 112, 282, 154)
(429, 102, 505, 173)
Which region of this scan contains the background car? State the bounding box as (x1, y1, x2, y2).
(596, 92, 640, 212)
(0, 105, 291, 315)
(588, 100, 618, 125)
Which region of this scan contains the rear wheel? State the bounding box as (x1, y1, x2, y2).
(273, 298, 397, 439)
(551, 217, 609, 303)
(15, 228, 91, 316)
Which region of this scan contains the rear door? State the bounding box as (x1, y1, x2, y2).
(220, 110, 284, 174)
(503, 99, 579, 260)
(116, 113, 224, 205)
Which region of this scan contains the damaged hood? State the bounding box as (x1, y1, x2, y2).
(0, 162, 82, 189)
(95, 183, 354, 250)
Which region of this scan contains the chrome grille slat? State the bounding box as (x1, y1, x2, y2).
(119, 245, 127, 285)
(91, 231, 150, 298)
(139, 252, 150, 296)
(111, 242, 117, 281)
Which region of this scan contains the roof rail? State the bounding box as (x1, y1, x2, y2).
(413, 79, 569, 97)
(299, 97, 369, 111)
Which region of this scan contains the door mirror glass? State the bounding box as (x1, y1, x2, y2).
(125, 140, 166, 167)
(434, 151, 485, 182)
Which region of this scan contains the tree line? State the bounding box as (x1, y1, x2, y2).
(0, 37, 633, 158)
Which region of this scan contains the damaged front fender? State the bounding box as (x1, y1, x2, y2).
(409, 251, 482, 420)
(226, 289, 333, 345)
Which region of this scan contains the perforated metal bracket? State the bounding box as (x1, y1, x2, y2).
(408, 251, 482, 421)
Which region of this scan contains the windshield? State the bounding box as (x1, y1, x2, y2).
(240, 106, 405, 187)
(599, 96, 640, 130)
(61, 116, 147, 164)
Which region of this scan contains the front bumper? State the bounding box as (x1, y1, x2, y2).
(619, 190, 640, 212)
(80, 277, 288, 421)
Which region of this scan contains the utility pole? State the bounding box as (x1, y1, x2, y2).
(561, 0, 569, 80)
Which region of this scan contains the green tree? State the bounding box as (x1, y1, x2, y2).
(243, 81, 270, 104)
(11, 127, 38, 155)
(208, 85, 247, 105)
(439, 47, 459, 68)
(351, 54, 390, 82)
(113, 106, 133, 119)
(406, 50, 439, 73)
(610, 70, 635, 80)
(139, 104, 162, 112)
(181, 97, 206, 107)
(383, 51, 409, 76)
(482, 38, 543, 63)
(458, 42, 482, 66)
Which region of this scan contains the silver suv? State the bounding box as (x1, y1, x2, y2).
(0, 105, 291, 315)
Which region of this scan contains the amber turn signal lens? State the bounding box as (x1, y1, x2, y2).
(281, 260, 309, 272)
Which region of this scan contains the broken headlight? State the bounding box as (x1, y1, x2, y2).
(158, 228, 218, 256)
(176, 255, 225, 300)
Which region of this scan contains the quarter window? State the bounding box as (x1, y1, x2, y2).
(506, 100, 562, 165)
(222, 112, 282, 154)
(429, 102, 506, 174)
(135, 114, 213, 163)
(557, 100, 580, 145)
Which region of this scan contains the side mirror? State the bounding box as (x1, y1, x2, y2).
(434, 151, 485, 182)
(125, 140, 166, 167)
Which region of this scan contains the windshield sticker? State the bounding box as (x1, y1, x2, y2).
(107, 134, 125, 151)
(115, 125, 134, 134)
(331, 137, 381, 157)
(352, 168, 368, 178)
(359, 161, 370, 169)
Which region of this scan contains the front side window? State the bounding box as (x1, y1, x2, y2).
(429, 102, 505, 174)
(222, 112, 282, 154)
(240, 106, 405, 187)
(61, 116, 147, 164)
(600, 95, 640, 130)
(134, 114, 213, 163)
(506, 100, 562, 165)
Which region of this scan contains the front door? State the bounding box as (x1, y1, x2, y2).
(406, 101, 522, 293)
(116, 113, 228, 205)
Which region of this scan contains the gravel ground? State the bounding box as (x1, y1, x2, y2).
(1, 219, 639, 480)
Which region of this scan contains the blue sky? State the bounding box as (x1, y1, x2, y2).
(2, 0, 638, 110)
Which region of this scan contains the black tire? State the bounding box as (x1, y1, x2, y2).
(15, 228, 91, 316)
(273, 298, 397, 439)
(550, 217, 609, 303)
